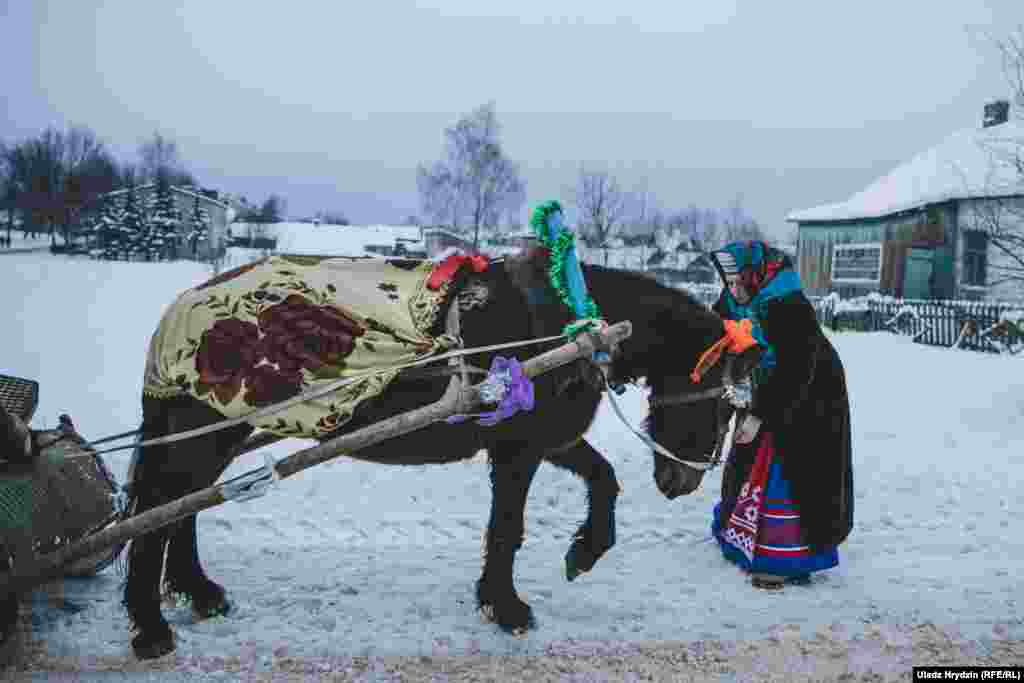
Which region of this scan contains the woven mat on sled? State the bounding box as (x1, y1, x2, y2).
(0, 431, 119, 565)
(143, 255, 463, 439)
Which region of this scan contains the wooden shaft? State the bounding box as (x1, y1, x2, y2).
(0, 321, 630, 596)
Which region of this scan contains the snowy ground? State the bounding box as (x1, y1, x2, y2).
(2, 252, 1023, 679)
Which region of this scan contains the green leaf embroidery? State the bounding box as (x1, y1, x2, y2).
(311, 364, 344, 380)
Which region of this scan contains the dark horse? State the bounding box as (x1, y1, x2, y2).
(123, 247, 758, 659)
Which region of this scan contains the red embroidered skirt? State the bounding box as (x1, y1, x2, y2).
(712, 432, 839, 576)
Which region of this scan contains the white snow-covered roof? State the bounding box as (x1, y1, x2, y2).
(788, 120, 1024, 223)
(101, 183, 231, 210)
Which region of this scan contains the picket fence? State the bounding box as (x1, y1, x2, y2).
(669, 281, 1022, 355)
(812, 296, 1023, 354)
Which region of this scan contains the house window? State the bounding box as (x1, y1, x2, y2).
(962, 230, 988, 286)
(831, 242, 883, 284)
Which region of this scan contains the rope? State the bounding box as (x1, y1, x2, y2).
(90, 332, 568, 456)
(595, 366, 718, 471)
(83, 428, 143, 449)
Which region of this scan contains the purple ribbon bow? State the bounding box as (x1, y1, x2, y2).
(446, 356, 535, 426)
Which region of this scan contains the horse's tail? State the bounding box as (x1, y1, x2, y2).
(116, 394, 171, 578)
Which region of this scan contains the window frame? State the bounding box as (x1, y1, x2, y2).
(961, 230, 988, 287)
(830, 242, 884, 285)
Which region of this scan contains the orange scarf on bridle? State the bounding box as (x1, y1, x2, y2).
(689, 319, 758, 383)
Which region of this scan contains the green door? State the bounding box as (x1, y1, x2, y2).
(903, 248, 933, 299)
(930, 244, 955, 299)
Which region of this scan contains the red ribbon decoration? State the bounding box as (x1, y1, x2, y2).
(426, 253, 490, 291)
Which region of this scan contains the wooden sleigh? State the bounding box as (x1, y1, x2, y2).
(0, 373, 127, 643)
(0, 320, 631, 601)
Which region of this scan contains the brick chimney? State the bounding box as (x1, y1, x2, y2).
(983, 100, 1010, 128)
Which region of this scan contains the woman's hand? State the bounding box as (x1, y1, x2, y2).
(734, 414, 762, 444)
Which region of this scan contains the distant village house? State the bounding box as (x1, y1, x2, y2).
(788, 101, 1024, 303)
(89, 183, 231, 260)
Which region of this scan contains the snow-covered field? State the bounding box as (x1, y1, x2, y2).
(2, 251, 1023, 680)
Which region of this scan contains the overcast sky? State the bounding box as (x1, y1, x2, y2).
(3, 1, 1022, 238)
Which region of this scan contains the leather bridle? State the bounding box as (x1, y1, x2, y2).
(596, 354, 749, 472)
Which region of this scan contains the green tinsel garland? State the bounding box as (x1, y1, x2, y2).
(529, 201, 602, 338)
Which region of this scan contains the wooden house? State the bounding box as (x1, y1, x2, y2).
(93, 183, 231, 260)
(788, 102, 1024, 302)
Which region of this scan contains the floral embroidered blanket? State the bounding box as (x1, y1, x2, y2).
(143, 255, 466, 438)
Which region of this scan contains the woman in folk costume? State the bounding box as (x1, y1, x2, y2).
(708, 241, 854, 589)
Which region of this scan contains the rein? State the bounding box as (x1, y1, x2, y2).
(596, 354, 741, 472)
(88, 332, 567, 456)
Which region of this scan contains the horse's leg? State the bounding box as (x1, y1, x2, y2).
(123, 397, 180, 659)
(544, 438, 620, 581)
(123, 396, 248, 659)
(477, 443, 541, 633)
(162, 409, 252, 620)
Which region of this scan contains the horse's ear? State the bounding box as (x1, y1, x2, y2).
(503, 246, 552, 299)
(505, 246, 550, 283)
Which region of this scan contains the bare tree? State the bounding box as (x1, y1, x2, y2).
(572, 166, 629, 252)
(416, 162, 463, 230)
(417, 102, 526, 249)
(259, 194, 287, 223)
(963, 26, 1024, 292)
(1, 125, 118, 245)
(138, 132, 194, 186)
(0, 143, 13, 244)
(994, 26, 1024, 112)
(674, 205, 722, 253)
(720, 196, 767, 244)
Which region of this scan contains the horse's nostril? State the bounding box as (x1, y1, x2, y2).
(655, 467, 683, 499)
(655, 468, 673, 493)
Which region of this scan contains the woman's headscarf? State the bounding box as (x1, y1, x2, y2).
(708, 241, 802, 369)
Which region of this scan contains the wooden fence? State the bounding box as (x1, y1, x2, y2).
(666, 279, 1022, 355)
(812, 296, 1023, 354)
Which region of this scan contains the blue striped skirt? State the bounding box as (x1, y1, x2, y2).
(711, 432, 838, 577)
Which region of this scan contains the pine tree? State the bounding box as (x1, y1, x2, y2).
(185, 195, 210, 258)
(120, 184, 148, 260)
(149, 176, 181, 260)
(91, 197, 124, 259)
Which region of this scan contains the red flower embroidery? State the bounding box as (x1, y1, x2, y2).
(257, 294, 366, 374)
(243, 364, 303, 407)
(194, 318, 262, 405)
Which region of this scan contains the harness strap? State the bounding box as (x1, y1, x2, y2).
(91, 332, 567, 456)
(594, 365, 717, 471)
(690, 319, 758, 383)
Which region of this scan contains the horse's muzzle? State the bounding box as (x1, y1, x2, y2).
(654, 459, 705, 499)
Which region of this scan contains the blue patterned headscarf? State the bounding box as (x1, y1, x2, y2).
(709, 241, 801, 369)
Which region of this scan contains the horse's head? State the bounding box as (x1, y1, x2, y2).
(641, 336, 760, 499)
(584, 267, 762, 499)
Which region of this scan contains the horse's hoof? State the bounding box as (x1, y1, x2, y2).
(191, 582, 232, 620)
(193, 596, 231, 620)
(565, 539, 601, 582)
(479, 599, 535, 633)
(132, 627, 175, 660)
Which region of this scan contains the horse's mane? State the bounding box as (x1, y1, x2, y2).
(581, 264, 725, 382)
(581, 264, 720, 328)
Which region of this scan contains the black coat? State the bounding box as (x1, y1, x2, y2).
(715, 290, 854, 550)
